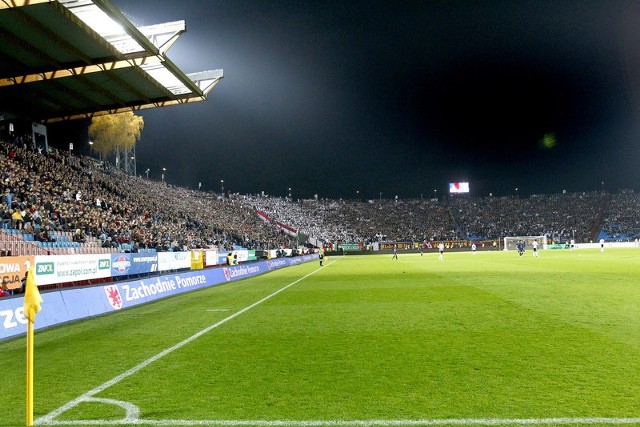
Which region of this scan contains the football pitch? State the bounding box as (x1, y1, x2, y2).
(1, 249, 639, 426)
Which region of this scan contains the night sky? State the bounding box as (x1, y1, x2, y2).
(75, 0, 640, 199)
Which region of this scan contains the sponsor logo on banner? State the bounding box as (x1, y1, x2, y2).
(267, 259, 287, 270)
(105, 285, 123, 310)
(36, 262, 55, 274)
(223, 265, 262, 281)
(98, 259, 111, 270)
(112, 254, 157, 276)
(112, 255, 131, 274)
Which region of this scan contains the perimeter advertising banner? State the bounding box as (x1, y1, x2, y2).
(110, 253, 158, 277)
(236, 250, 249, 262)
(0, 254, 318, 340)
(340, 243, 361, 251)
(157, 251, 191, 271)
(190, 251, 204, 270)
(204, 250, 218, 267)
(0, 255, 35, 290)
(33, 254, 111, 285)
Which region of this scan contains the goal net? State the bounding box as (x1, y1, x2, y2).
(503, 236, 547, 251)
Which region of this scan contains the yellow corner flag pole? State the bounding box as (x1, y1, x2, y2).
(24, 267, 42, 426)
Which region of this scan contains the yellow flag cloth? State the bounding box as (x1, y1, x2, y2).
(23, 268, 42, 324)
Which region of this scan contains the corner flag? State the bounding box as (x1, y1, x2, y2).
(23, 267, 42, 323)
(24, 266, 42, 426)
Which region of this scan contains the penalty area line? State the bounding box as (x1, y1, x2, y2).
(34, 416, 640, 426)
(36, 263, 328, 426)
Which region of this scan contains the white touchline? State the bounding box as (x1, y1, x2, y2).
(36, 261, 335, 425)
(34, 416, 640, 426)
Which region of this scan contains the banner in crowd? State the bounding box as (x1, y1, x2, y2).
(274, 220, 298, 237)
(0, 254, 318, 340)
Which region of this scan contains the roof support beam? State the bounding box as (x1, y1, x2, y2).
(127, 21, 186, 56)
(0, 0, 51, 9)
(0, 55, 164, 87)
(188, 70, 224, 96)
(45, 94, 210, 123)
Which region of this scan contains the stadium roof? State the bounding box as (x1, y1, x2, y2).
(0, 0, 223, 123)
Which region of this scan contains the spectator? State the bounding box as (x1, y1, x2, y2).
(1, 204, 11, 228)
(0, 277, 10, 297)
(11, 208, 23, 229)
(73, 228, 86, 243)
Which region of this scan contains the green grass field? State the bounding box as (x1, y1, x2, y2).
(1, 249, 639, 426)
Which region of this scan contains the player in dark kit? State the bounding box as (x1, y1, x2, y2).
(517, 241, 525, 256)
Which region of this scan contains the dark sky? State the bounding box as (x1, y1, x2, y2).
(90, 0, 640, 199)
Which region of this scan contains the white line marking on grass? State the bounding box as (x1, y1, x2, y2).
(34, 416, 640, 426)
(82, 397, 140, 421)
(36, 263, 333, 426)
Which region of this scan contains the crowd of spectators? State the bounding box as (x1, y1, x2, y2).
(449, 191, 607, 243)
(250, 196, 457, 244)
(600, 190, 640, 241)
(1, 136, 639, 256)
(252, 191, 611, 245)
(0, 138, 293, 253)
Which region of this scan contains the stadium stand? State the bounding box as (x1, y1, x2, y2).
(597, 190, 640, 242)
(0, 139, 294, 255)
(1, 136, 638, 257)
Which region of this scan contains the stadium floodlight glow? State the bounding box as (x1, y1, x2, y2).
(60, 0, 142, 54)
(142, 63, 191, 96)
(61, 1, 186, 56)
(59, 0, 204, 95)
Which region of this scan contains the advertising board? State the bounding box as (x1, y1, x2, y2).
(0, 254, 318, 340)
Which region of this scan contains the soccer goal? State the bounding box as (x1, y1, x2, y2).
(503, 235, 547, 251)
